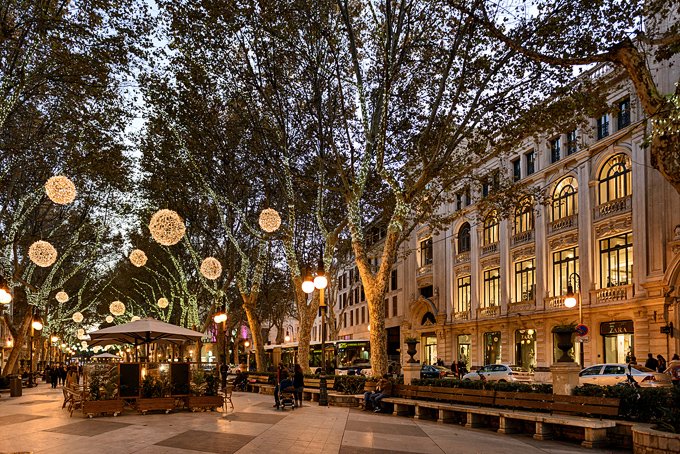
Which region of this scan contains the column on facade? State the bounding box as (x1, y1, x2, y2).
(535, 176, 548, 310)
(499, 218, 510, 315)
(577, 160, 593, 304)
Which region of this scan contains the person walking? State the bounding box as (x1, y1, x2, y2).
(293, 364, 305, 408)
(50, 366, 59, 388)
(645, 353, 659, 371)
(657, 355, 667, 373)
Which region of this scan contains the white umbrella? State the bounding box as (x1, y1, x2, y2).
(87, 317, 204, 347)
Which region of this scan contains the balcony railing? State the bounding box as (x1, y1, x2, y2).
(593, 195, 632, 221)
(547, 214, 578, 235)
(454, 251, 470, 264)
(508, 300, 535, 314)
(545, 295, 570, 310)
(478, 306, 500, 318)
(481, 242, 499, 257)
(416, 264, 432, 277)
(453, 310, 470, 321)
(511, 230, 534, 247)
(592, 284, 634, 304)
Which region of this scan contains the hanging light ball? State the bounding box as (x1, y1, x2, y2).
(129, 249, 148, 267)
(258, 208, 281, 233)
(149, 209, 186, 246)
(45, 175, 76, 205)
(55, 291, 69, 303)
(105, 315, 114, 323)
(28, 240, 58, 267)
(81, 340, 88, 348)
(130, 316, 141, 322)
(72, 311, 84, 323)
(200, 257, 222, 280)
(109, 300, 126, 316)
(157, 297, 169, 309)
(77, 328, 85, 338)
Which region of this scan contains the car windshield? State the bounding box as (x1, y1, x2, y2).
(633, 366, 655, 373)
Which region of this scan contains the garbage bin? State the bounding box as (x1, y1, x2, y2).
(9, 375, 22, 397)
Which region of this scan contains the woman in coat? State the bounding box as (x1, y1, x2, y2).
(293, 363, 305, 408)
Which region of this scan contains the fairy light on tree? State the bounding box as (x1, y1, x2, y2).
(44, 175, 76, 205)
(72, 312, 84, 323)
(157, 297, 169, 309)
(149, 209, 186, 246)
(258, 208, 281, 233)
(109, 300, 125, 316)
(131, 316, 141, 322)
(77, 328, 85, 338)
(129, 249, 148, 267)
(28, 240, 57, 267)
(55, 291, 69, 303)
(200, 257, 222, 280)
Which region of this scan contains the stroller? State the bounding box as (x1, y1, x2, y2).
(277, 376, 296, 411)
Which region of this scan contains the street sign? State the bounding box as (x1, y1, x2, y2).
(577, 335, 590, 343)
(575, 324, 589, 336)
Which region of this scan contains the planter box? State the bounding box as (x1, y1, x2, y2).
(633, 424, 680, 454)
(137, 397, 175, 414)
(82, 399, 123, 418)
(185, 395, 224, 412)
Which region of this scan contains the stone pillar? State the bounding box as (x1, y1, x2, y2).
(403, 363, 421, 385)
(550, 362, 581, 395)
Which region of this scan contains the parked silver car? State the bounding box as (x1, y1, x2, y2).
(578, 363, 673, 387)
(461, 364, 533, 382)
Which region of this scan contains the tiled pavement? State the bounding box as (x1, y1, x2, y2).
(0, 385, 630, 454)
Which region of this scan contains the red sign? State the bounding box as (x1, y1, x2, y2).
(575, 324, 589, 336)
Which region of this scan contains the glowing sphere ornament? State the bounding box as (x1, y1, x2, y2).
(149, 209, 186, 246)
(81, 341, 88, 348)
(129, 249, 148, 267)
(130, 316, 141, 322)
(157, 297, 169, 309)
(56, 291, 69, 303)
(77, 328, 85, 337)
(72, 312, 84, 323)
(105, 315, 114, 323)
(109, 300, 126, 316)
(45, 175, 76, 205)
(258, 208, 281, 233)
(200, 257, 222, 280)
(28, 240, 57, 267)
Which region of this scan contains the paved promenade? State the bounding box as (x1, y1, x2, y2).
(0, 385, 629, 454)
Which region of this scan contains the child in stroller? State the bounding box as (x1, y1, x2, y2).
(276, 372, 296, 411)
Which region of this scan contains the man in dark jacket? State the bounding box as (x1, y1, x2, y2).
(645, 353, 659, 371)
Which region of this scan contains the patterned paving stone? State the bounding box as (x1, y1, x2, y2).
(220, 412, 288, 425)
(155, 429, 255, 453)
(0, 413, 46, 425)
(44, 420, 130, 437)
(344, 419, 428, 437)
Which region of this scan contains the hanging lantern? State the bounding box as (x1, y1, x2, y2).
(45, 175, 76, 205)
(258, 208, 281, 233)
(28, 240, 57, 267)
(129, 249, 148, 267)
(149, 209, 186, 246)
(72, 311, 84, 323)
(105, 315, 114, 323)
(157, 297, 169, 309)
(200, 257, 222, 280)
(77, 328, 85, 338)
(55, 291, 69, 303)
(109, 300, 126, 316)
(130, 316, 140, 322)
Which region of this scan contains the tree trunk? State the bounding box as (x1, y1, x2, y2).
(242, 298, 265, 371)
(1, 310, 33, 377)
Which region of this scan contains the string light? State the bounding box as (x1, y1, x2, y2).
(105, 315, 114, 323)
(149, 209, 186, 246)
(44, 175, 76, 205)
(110, 300, 126, 316)
(72, 312, 84, 323)
(258, 208, 281, 233)
(157, 297, 169, 309)
(200, 257, 222, 280)
(28, 240, 57, 267)
(129, 249, 148, 267)
(56, 291, 69, 303)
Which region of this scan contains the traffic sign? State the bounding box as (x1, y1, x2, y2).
(575, 324, 589, 336)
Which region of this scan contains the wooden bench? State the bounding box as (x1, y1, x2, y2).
(247, 375, 274, 394)
(303, 377, 336, 402)
(381, 385, 620, 448)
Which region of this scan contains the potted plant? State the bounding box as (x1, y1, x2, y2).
(82, 364, 123, 418)
(552, 323, 577, 362)
(404, 337, 420, 363)
(186, 369, 224, 411)
(137, 373, 174, 414)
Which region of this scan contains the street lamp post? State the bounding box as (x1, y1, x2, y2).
(244, 340, 251, 371)
(564, 273, 582, 324)
(302, 261, 328, 407)
(29, 313, 43, 387)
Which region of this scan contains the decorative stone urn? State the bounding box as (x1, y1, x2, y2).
(552, 325, 576, 362)
(405, 339, 420, 363)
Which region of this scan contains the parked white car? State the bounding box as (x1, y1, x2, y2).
(579, 363, 672, 387)
(461, 364, 533, 382)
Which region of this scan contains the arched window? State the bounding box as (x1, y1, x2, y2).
(514, 198, 534, 233)
(598, 153, 631, 204)
(483, 211, 499, 246)
(551, 177, 578, 221)
(458, 223, 471, 253)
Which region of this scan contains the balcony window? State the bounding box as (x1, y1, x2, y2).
(483, 268, 501, 308)
(390, 269, 398, 291)
(512, 159, 521, 182)
(599, 233, 633, 287)
(598, 153, 631, 204)
(551, 177, 578, 221)
(456, 193, 463, 211)
(513, 198, 534, 233)
(456, 276, 471, 313)
(514, 259, 535, 303)
(566, 129, 578, 155)
(483, 212, 499, 246)
(550, 137, 561, 163)
(458, 222, 471, 253)
(525, 151, 535, 175)
(597, 114, 609, 140)
(617, 98, 630, 129)
(552, 247, 579, 298)
(419, 238, 433, 266)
